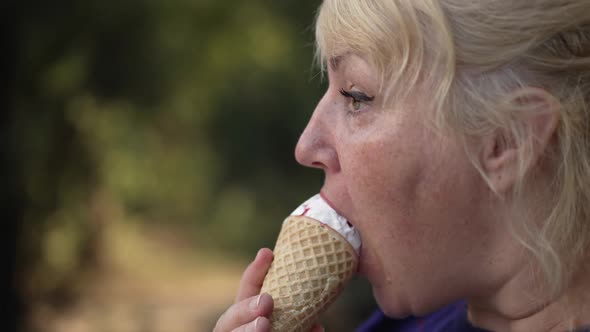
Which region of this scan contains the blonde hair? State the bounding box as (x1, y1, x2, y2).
(315, 0, 590, 295)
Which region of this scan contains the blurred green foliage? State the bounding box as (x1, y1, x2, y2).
(11, 0, 377, 329)
(17, 0, 321, 272)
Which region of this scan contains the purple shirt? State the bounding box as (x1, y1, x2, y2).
(355, 301, 490, 332)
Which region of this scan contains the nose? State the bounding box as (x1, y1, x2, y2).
(294, 94, 341, 173)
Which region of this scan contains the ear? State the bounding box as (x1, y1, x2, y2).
(480, 87, 560, 194)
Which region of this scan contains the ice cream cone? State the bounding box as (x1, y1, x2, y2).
(260, 215, 359, 332)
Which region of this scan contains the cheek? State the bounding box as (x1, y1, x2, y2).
(344, 134, 425, 229)
(344, 137, 428, 264)
(346, 132, 489, 271)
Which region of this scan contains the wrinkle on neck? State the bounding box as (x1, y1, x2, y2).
(467, 260, 590, 332)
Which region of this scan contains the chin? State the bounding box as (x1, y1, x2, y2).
(373, 286, 412, 319)
(373, 285, 448, 319)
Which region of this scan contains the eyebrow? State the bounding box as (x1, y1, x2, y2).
(328, 56, 341, 71)
(328, 54, 348, 71)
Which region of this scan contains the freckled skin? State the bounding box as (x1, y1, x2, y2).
(295, 54, 520, 317)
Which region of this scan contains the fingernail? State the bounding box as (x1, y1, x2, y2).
(250, 295, 261, 310)
(254, 317, 260, 330)
(257, 293, 264, 307)
(246, 317, 260, 332)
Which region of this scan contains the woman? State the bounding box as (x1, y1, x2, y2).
(214, 0, 590, 331)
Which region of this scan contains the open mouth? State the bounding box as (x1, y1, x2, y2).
(319, 191, 369, 275)
(319, 190, 354, 227)
(319, 190, 364, 272)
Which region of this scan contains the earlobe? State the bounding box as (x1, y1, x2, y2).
(480, 87, 560, 194)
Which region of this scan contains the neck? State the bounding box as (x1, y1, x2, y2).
(467, 262, 590, 332)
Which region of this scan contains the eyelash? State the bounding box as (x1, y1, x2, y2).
(339, 88, 375, 114)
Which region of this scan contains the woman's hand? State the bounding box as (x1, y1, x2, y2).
(213, 248, 324, 332)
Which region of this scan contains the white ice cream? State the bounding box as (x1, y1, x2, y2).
(291, 194, 361, 255)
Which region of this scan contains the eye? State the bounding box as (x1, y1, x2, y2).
(339, 88, 374, 113)
(352, 99, 362, 111)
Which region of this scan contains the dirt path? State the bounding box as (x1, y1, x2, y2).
(28, 222, 245, 332)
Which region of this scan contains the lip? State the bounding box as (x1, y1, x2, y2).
(319, 190, 350, 222)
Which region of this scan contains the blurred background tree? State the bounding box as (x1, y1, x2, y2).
(7, 0, 376, 331)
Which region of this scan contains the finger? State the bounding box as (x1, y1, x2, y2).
(230, 316, 271, 332)
(236, 248, 274, 302)
(215, 294, 273, 332)
(310, 324, 325, 332)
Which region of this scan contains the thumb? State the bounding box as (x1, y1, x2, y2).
(235, 248, 274, 302)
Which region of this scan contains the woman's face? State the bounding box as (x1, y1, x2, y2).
(295, 54, 518, 317)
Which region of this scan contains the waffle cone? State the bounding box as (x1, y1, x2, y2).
(260, 215, 358, 332)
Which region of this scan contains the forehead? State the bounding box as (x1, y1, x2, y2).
(315, 0, 441, 104)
